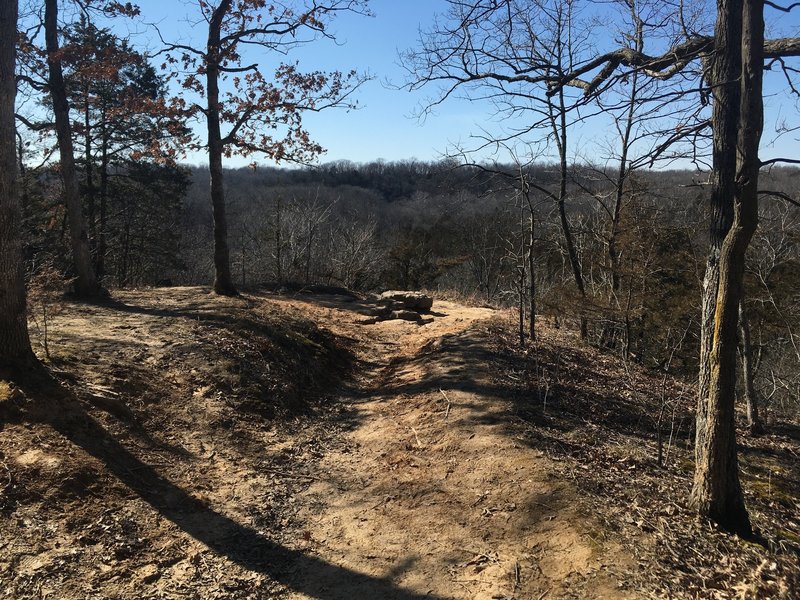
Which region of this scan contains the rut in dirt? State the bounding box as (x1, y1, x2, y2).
(274, 297, 632, 600)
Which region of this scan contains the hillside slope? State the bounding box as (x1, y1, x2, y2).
(1, 288, 797, 599)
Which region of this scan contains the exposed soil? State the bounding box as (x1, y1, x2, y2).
(268, 295, 634, 599)
(1, 287, 797, 598)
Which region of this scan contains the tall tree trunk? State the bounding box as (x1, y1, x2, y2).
(739, 297, 763, 434)
(518, 197, 526, 347)
(554, 88, 587, 339)
(521, 174, 536, 343)
(0, 0, 35, 366)
(695, 0, 741, 481)
(97, 112, 108, 280)
(44, 0, 100, 298)
(84, 87, 97, 266)
(83, 89, 103, 280)
(608, 16, 641, 305)
(275, 196, 283, 284)
(207, 0, 236, 296)
(528, 212, 536, 343)
(690, 0, 763, 536)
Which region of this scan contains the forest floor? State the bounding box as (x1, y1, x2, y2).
(0, 287, 798, 599)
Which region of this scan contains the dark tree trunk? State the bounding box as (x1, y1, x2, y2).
(97, 113, 108, 280)
(696, 0, 740, 471)
(0, 0, 35, 366)
(554, 88, 587, 339)
(44, 0, 100, 298)
(739, 297, 763, 434)
(207, 0, 236, 296)
(690, 0, 763, 536)
(528, 213, 536, 343)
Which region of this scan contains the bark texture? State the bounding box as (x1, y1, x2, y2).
(690, 0, 764, 536)
(44, 0, 100, 297)
(696, 0, 741, 464)
(207, 0, 236, 296)
(0, 0, 35, 365)
(739, 298, 763, 434)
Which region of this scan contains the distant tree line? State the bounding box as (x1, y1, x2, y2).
(157, 161, 799, 434)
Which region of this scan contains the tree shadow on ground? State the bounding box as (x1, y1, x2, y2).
(366, 325, 693, 453)
(1, 368, 441, 600)
(85, 293, 355, 420)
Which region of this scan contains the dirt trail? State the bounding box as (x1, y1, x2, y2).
(270, 297, 635, 599)
(2, 289, 639, 599)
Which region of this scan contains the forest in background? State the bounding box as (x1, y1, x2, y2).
(19, 159, 800, 425)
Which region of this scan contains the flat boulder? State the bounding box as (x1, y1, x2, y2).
(379, 291, 433, 313)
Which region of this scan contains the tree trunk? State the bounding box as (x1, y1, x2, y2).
(554, 89, 587, 339)
(518, 198, 526, 347)
(0, 0, 35, 366)
(275, 196, 283, 284)
(207, 0, 236, 296)
(98, 113, 108, 280)
(84, 87, 97, 268)
(44, 0, 100, 298)
(608, 21, 640, 305)
(739, 297, 763, 434)
(695, 0, 741, 481)
(690, 0, 763, 536)
(528, 213, 536, 343)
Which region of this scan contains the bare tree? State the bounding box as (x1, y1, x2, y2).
(543, 0, 800, 534)
(407, 0, 800, 533)
(402, 0, 591, 337)
(738, 296, 763, 434)
(161, 0, 370, 295)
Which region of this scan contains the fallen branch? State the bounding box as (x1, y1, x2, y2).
(439, 388, 452, 421)
(410, 426, 424, 448)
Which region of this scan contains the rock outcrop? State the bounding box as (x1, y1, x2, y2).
(359, 291, 435, 325)
(378, 291, 433, 313)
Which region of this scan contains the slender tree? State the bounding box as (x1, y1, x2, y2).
(0, 0, 35, 365)
(44, 0, 101, 297)
(402, 0, 590, 337)
(738, 297, 763, 434)
(161, 0, 370, 295)
(62, 17, 188, 279)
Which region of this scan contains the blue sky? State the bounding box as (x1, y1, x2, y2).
(126, 0, 476, 166)
(115, 1, 800, 169)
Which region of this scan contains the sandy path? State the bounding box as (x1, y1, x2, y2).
(271, 298, 635, 600)
(5, 289, 636, 599)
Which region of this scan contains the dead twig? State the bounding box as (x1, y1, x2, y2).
(410, 427, 424, 448)
(0, 461, 11, 493)
(439, 388, 452, 420)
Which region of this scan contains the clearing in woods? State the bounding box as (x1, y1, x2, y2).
(2, 287, 635, 599)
